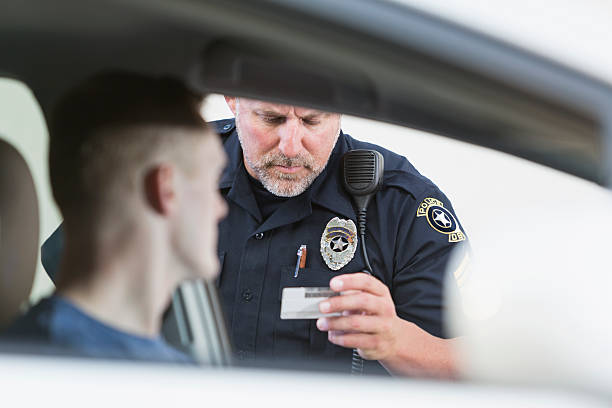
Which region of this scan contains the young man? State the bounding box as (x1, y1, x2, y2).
(3, 72, 227, 362)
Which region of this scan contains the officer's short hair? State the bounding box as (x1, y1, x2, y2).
(49, 71, 210, 222)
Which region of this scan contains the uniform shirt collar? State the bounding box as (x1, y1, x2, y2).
(307, 132, 356, 221)
(218, 122, 241, 190)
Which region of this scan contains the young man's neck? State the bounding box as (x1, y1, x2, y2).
(56, 232, 174, 338)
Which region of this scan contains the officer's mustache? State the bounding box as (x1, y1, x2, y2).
(262, 152, 314, 170)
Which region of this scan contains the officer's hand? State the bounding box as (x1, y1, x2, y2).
(316, 272, 402, 361)
(316, 272, 458, 377)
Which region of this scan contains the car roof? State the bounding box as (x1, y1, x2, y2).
(396, 0, 612, 87)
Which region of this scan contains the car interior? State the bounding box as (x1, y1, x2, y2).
(0, 139, 39, 328)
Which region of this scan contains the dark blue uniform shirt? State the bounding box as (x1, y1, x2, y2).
(213, 119, 466, 373)
(40, 118, 466, 374)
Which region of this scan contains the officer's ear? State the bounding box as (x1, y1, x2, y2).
(224, 96, 237, 116)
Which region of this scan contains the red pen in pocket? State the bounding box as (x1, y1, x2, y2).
(294, 245, 307, 278)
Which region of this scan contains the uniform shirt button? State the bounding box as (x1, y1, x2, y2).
(242, 290, 253, 302)
(254, 232, 264, 240)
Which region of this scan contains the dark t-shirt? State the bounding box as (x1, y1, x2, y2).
(2, 296, 190, 363)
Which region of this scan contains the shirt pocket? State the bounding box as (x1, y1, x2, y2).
(276, 265, 367, 365)
(277, 266, 334, 300)
(273, 266, 333, 359)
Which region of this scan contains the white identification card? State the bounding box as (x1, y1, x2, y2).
(280, 287, 342, 319)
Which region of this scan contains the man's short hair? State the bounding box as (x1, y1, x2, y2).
(49, 71, 209, 222)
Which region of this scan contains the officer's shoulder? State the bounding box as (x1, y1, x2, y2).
(208, 118, 236, 141)
(345, 134, 440, 199)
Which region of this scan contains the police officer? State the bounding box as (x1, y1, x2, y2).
(42, 96, 466, 377)
(214, 97, 465, 377)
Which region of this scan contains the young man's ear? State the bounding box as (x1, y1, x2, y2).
(224, 96, 237, 116)
(145, 164, 176, 215)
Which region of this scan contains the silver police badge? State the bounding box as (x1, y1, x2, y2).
(320, 217, 358, 271)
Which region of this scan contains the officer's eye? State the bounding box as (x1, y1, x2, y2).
(302, 118, 320, 126)
(261, 115, 286, 124)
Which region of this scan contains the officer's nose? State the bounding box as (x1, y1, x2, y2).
(277, 119, 304, 158)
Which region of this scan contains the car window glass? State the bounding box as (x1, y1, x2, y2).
(0, 85, 606, 308)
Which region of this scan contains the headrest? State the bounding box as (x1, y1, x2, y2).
(0, 139, 39, 328)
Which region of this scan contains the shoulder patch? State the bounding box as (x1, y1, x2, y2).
(417, 197, 465, 243)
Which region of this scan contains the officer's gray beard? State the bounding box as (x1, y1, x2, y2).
(236, 118, 339, 197)
(249, 151, 321, 197)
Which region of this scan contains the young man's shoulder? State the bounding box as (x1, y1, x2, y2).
(1, 296, 190, 363)
(1, 297, 79, 357)
(2, 297, 59, 340)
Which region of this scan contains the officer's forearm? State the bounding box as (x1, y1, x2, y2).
(379, 320, 459, 379)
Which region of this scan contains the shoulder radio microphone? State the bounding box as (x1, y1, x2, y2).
(342, 149, 384, 375)
(342, 149, 384, 275)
